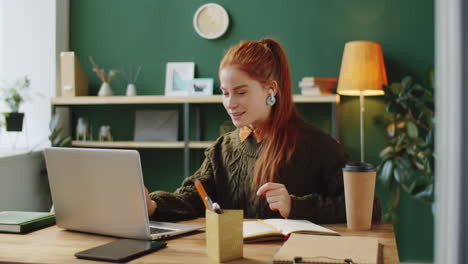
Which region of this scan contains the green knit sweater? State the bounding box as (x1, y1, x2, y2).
(149, 122, 381, 224)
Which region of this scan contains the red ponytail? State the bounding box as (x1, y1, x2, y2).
(219, 38, 303, 193)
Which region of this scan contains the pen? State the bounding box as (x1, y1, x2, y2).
(212, 202, 223, 214)
(194, 179, 214, 211)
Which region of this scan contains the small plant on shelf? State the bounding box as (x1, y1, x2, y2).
(1, 76, 31, 131)
(121, 65, 142, 96)
(89, 56, 118, 96)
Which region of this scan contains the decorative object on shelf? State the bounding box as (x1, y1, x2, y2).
(337, 41, 387, 162)
(76, 117, 92, 141)
(121, 65, 142, 96)
(89, 56, 118, 96)
(165, 62, 195, 96)
(193, 3, 229, 39)
(219, 120, 236, 136)
(189, 78, 213, 96)
(1, 76, 31, 132)
(299, 77, 337, 95)
(98, 125, 113, 141)
(374, 68, 435, 223)
(134, 110, 178, 141)
(60, 52, 88, 97)
(49, 113, 72, 147)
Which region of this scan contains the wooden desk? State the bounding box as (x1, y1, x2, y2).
(0, 219, 399, 264)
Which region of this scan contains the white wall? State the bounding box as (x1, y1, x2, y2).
(0, 0, 68, 150)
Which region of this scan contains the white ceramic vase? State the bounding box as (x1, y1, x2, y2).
(98, 82, 114, 96)
(126, 83, 137, 96)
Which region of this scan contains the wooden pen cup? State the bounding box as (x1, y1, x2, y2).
(205, 209, 243, 262)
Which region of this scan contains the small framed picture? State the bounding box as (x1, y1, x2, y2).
(165, 62, 195, 96)
(189, 78, 214, 96)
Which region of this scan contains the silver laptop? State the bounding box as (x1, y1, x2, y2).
(44, 147, 202, 240)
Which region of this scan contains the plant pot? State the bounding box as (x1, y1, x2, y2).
(4, 112, 24, 131)
(97, 82, 114, 96)
(126, 83, 137, 96)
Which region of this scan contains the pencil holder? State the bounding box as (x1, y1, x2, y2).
(206, 209, 243, 262)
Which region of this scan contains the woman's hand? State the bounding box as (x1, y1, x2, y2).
(256, 183, 291, 218)
(144, 187, 157, 217)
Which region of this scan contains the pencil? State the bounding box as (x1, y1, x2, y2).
(194, 179, 210, 210)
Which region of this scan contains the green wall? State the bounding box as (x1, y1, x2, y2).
(70, 0, 434, 261)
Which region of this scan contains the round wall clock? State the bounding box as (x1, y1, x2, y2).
(193, 3, 229, 39)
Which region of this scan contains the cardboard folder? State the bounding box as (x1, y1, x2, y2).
(60, 52, 88, 97)
(273, 233, 380, 264)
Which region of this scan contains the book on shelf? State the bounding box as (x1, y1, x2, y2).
(243, 219, 339, 243)
(272, 233, 380, 264)
(0, 211, 56, 234)
(301, 77, 338, 83)
(300, 87, 321, 95)
(299, 77, 338, 95)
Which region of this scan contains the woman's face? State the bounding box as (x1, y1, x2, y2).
(220, 66, 273, 129)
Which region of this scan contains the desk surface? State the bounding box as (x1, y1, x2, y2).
(0, 218, 399, 264)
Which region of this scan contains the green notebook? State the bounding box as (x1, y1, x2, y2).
(0, 211, 56, 234)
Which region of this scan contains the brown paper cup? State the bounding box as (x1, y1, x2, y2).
(343, 163, 376, 230)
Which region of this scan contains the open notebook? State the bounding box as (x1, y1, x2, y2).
(273, 233, 381, 264)
(243, 219, 339, 242)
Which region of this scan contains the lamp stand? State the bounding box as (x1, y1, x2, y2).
(360, 93, 365, 162)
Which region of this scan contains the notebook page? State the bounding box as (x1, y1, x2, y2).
(243, 220, 280, 238)
(263, 219, 339, 236)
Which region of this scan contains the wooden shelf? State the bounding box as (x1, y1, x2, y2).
(71, 140, 214, 149)
(52, 94, 339, 105)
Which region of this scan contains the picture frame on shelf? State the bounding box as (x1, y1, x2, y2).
(164, 62, 195, 96)
(189, 78, 213, 96)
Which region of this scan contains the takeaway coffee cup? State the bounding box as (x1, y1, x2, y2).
(342, 162, 376, 230)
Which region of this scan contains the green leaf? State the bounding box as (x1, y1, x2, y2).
(386, 123, 396, 137)
(379, 159, 394, 185)
(56, 136, 72, 147)
(409, 83, 425, 97)
(408, 175, 428, 195)
(401, 76, 413, 91)
(426, 130, 433, 145)
(49, 114, 59, 131)
(394, 157, 413, 184)
(407, 120, 418, 138)
(49, 127, 63, 142)
(414, 184, 434, 203)
(389, 83, 403, 95)
(386, 102, 405, 115)
(379, 146, 394, 158)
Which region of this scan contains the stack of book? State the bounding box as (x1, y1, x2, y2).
(0, 211, 55, 234)
(299, 77, 338, 95)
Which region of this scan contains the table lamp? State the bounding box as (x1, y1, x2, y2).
(337, 41, 387, 162)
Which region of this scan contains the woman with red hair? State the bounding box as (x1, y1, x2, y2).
(145, 38, 381, 223)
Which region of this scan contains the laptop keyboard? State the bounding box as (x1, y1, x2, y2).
(150, 227, 171, 234)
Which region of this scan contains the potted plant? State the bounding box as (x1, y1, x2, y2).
(49, 113, 72, 147)
(89, 56, 118, 96)
(121, 65, 142, 96)
(375, 68, 435, 223)
(1, 76, 31, 131)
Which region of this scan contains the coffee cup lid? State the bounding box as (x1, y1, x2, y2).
(342, 162, 376, 172)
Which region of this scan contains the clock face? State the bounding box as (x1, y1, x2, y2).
(193, 3, 229, 39)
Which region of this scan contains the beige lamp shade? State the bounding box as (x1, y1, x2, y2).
(337, 41, 387, 96)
